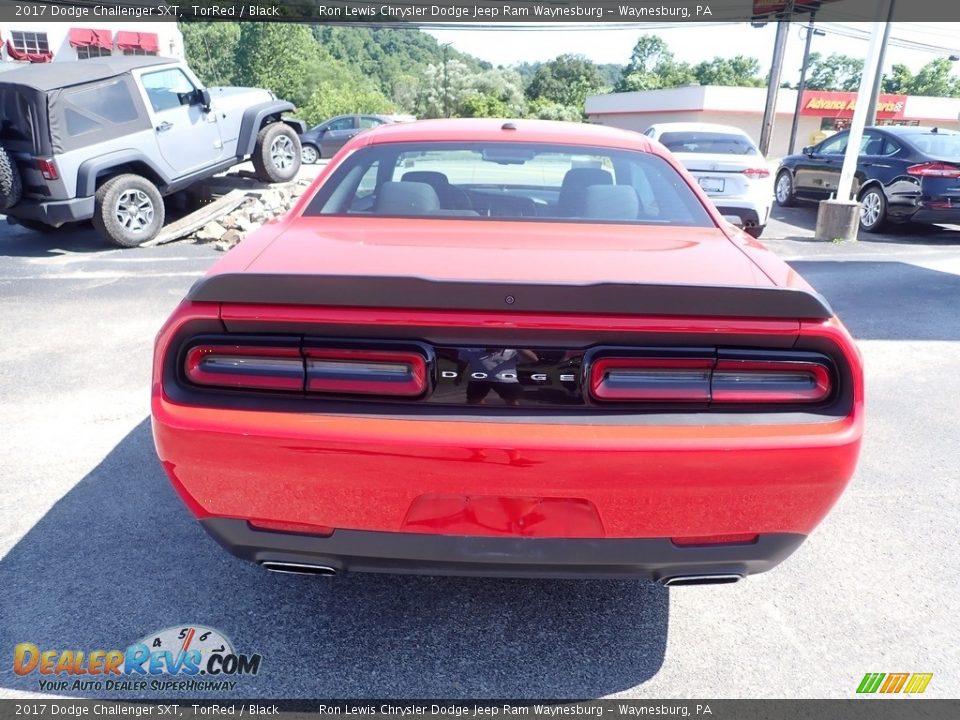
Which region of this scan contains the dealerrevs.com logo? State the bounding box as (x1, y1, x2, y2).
(13, 625, 261, 693)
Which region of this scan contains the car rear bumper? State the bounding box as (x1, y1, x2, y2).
(907, 206, 960, 226)
(200, 517, 807, 581)
(154, 400, 862, 540)
(6, 196, 94, 226)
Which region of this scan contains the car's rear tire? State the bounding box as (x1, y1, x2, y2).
(774, 170, 795, 207)
(858, 186, 888, 234)
(301, 144, 319, 165)
(0, 143, 23, 211)
(92, 174, 164, 248)
(252, 123, 301, 183)
(745, 224, 766, 239)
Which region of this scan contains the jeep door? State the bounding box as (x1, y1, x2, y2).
(136, 66, 222, 174)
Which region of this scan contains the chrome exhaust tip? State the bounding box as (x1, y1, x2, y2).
(260, 561, 338, 576)
(660, 574, 743, 587)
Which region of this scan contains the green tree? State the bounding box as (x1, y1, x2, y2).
(180, 22, 240, 87)
(525, 98, 583, 122)
(908, 58, 958, 97)
(235, 23, 321, 108)
(693, 56, 764, 87)
(526, 54, 604, 109)
(616, 35, 695, 92)
(460, 94, 510, 118)
(881, 63, 914, 94)
(805, 53, 864, 92)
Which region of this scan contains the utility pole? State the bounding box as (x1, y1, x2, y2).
(759, 2, 794, 157)
(442, 43, 451, 118)
(788, 13, 820, 155)
(865, 0, 896, 125)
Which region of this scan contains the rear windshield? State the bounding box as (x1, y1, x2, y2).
(659, 131, 759, 156)
(305, 142, 714, 227)
(902, 132, 960, 157)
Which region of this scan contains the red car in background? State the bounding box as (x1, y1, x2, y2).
(152, 119, 863, 585)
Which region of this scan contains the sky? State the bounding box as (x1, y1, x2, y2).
(425, 22, 960, 84)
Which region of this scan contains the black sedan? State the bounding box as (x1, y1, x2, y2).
(298, 114, 399, 164)
(774, 126, 960, 233)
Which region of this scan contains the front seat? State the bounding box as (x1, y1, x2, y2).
(373, 181, 441, 215)
(557, 168, 614, 216)
(402, 171, 472, 210)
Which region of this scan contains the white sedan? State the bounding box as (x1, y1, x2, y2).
(644, 123, 774, 238)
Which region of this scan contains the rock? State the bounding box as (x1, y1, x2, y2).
(220, 214, 239, 229)
(221, 229, 242, 247)
(195, 221, 227, 241)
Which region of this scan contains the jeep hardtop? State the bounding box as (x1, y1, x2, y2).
(0, 55, 305, 247)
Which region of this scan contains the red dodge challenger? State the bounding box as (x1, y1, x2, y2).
(152, 119, 864, 585)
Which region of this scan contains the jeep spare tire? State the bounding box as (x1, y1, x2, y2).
(0, 143, 23, 211)
(92, 174, 165, 248)
(252, 123, 301, 183)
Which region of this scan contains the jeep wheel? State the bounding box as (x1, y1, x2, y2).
(0, 143, 23, 211)
(92, 174, 165, 248)
(252, 123, 301, 183)
(301, 144, 319, 165)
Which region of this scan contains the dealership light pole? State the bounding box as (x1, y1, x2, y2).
(814, 21, 887, 241)
(864, 0, 896, 125)
(759, 5, 794, 157)
(788, 14, 824, 155)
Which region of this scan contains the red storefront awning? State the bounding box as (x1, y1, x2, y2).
(5, 39, 53, 63)
(68, 28, 113, 51)
(115, 31, 159, 53)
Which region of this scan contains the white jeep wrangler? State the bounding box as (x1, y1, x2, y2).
(0, 56, 304, 247)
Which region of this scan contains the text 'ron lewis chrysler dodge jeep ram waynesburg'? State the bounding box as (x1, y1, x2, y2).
(0, 56, 304, 247)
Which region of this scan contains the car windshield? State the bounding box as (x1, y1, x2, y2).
(903, 132, 960, 157)
(305, 141, 714, 227)
(659, 131, 759, 155)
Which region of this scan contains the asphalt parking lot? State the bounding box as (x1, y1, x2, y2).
(1, 198, 958, 700)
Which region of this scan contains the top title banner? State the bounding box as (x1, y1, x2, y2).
(3, 0, 959, 23)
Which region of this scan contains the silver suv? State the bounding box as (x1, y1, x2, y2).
(0, 56, 304, 247)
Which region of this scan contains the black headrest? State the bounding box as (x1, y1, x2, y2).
(560, 167, 614, 192)
(581, 185, 640, 220)
(402, 171, 450, 189)
(373, 181, 441, 215)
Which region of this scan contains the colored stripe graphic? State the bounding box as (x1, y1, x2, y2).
(857, 673, 886, 693)
(880, 673, 910, 693)
(904, 673, 934, 694)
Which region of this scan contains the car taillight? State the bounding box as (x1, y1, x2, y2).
(590, 357, 713, 402)
(184, 344, 304, 391)
(589, 356, 832, 405)
(35, 158, 58, 181)
(304, 348, 427, 397)
(711, 359, 831, 403)
(907, 162, 960, 178)
(742, 168, 770, 179)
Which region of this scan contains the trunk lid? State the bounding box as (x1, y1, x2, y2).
(190, 219, 832, 320)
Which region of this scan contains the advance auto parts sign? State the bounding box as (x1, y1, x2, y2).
(800, 90, 907, 119)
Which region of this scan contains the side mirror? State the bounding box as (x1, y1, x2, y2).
(802, 145, 814, 156)
(198, 88, 212, 111)
(722, 214, 744, 229)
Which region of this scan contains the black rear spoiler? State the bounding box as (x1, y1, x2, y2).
(187, 274, 834, 320)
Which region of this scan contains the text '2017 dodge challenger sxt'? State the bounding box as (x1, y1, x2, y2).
(152, 119, 863, 585)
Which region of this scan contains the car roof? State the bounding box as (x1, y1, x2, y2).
(648, 122, 753, 137)
(879, 125, 960, 136)
(0, 56, 174, 91)
(360, 118, 655, 151)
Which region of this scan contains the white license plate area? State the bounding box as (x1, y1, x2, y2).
(698, 177, 725, 193)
